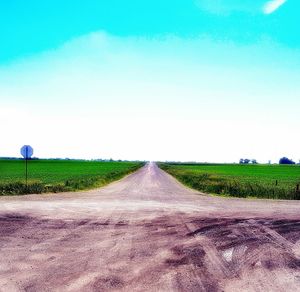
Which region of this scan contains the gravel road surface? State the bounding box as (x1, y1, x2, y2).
(1, 162, 300, 291)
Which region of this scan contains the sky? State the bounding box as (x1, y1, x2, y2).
(0, 0, 299, 163)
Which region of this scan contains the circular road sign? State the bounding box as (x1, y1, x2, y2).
(21, 145, 34, 159)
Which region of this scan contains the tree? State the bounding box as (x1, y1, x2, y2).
(279, 157, 295, 165)
(239, 158, 250, 164)
(251, 159, 258, 164)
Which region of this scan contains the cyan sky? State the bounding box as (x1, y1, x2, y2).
(0, 0, 299, 162)
(0, 0, 298, 63)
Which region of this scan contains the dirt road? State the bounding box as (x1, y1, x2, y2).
(1, 162, 300, 291)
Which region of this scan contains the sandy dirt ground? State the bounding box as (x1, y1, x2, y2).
(0, 162, 300, 292)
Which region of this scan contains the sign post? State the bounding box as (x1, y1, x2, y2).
(20, 145, 34, 186)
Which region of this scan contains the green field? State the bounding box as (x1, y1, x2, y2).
(0, 159, 143, 195)
(159, 163, 300, 200)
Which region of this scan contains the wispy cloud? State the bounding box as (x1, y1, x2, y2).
(195, 0, 264, 15)
(263, 0, 287, 14)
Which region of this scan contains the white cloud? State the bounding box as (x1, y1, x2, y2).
(263, 0, 287, 14)
(195, 0, 264, 15)
(0, 32, 299, 162)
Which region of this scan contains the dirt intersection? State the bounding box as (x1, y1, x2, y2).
(0, 162, 300, 291)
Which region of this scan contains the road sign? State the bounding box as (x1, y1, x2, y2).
(21, 145, 33, 159)
(20, 145, 33, 187)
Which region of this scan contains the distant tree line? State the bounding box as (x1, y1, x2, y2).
(239, 157, 298, 165)
(239, 159, 258, 164)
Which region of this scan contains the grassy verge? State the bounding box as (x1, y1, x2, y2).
(159, 163, 300, 200)
(0, 160, 144, 196)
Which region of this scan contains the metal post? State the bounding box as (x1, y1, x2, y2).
(26, 158, 28, 186)
(25, 147, 28, 187)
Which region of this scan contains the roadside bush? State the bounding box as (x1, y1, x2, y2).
(0, 182, 44, 195)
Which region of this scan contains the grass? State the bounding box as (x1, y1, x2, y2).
(159, 163, 300, 200)
(0, 159, 143, 195)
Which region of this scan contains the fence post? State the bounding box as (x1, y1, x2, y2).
(296, 184, 300, 200)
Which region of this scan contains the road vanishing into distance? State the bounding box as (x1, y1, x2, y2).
(1, 162, 300, 291)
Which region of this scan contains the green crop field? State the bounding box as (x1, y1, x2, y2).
(0, 159, 143, 195)
(159, 163, 300, 200)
